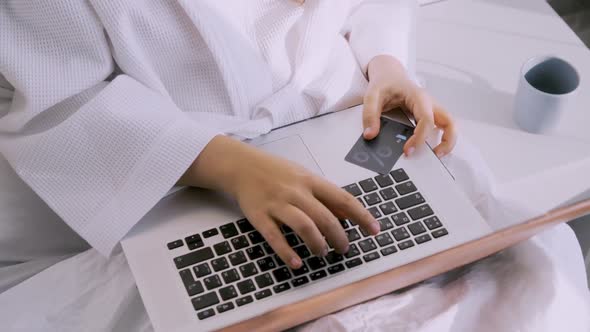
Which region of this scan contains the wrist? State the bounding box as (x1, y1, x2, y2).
(367, 55, 409, 82)
(178, 135, 248, 195)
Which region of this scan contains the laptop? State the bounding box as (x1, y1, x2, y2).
(121, 105, 495, 331)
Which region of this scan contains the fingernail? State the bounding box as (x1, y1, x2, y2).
(321, 246, 329, 257)
(290, 257, 301, 268)
(363, 128, 372, 136)
(370, 221, 381, 235)
(436, 151, 445, 158)
(406, 147, 415, 156)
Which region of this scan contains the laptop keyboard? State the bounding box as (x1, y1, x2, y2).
(167, 168, 448, 321)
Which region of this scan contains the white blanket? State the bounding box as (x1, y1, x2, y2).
(1, 137, 589, 332)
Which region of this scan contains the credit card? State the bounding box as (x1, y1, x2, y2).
(344, 117, 414, 174)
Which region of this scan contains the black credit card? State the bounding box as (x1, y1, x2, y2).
(345, 117, 414, 174)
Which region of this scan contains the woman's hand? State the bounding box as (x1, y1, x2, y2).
(179, 136, 380, 269)
(363, 55, 457, 158)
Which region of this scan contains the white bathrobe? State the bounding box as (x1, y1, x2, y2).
(1, 1, 589, 331)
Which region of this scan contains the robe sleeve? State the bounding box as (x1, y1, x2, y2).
(344, 0, 417, 77)
(0, 1, 219, 256)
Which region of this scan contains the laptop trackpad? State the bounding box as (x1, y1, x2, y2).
(256, 135, 324, 176)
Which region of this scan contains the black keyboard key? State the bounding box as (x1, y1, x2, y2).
(367, 207, 382, 219)
(390, 169, 409, 182)
(415, 234, 432, 244)
(179, 269, 204, 296)
(292, 276, 309, 287)
(228, 251, 247, 266)
(375, 233, 394, 247)
(359, 178, 378, 193)
(363, 251, 380, 262)
(378, 217, 394, 231)
(327, 263, 345, 274)
(285, 233, 299, 247)
(408, 221, 427, 235)
(292, 263, 309, 276)
(237, 279, 256, 295)
(203, 228, 219, 238)
(423, 216, 443, 230)
(395, 193, 425, 210)
(294, 245, 311, 259)
(174, 247, 214, 269)
(217, 302, 235, 313)
(213, 241, 232, 256)
(391, 212, 411, 226)
(363, 192, 382, 206)
(219, 285, 238, 301)
(237, 218, 255, 233)
(256, 257, 277, 272)
(211, 257, 229, 272)
(339, 219, 350, 229)
(432, 228, 449, 238)
(343, 183, 363, 196)
(325, 251, 344, 264)
(221, 268, 240, 284)
(262, 242, 275, 255)
(193, 263, 212, 278)
(345, 229, 361, 242)
(203, 275, 222, 290)
(395, 181, 417, 195)
(374, 174, 394, 187)
(192, 292, 219, 311)
(391, 227, 410, 241)
(307, 256, 327, 270)
(246, 245, 264, 260)
(408, 204, 434, 220)
(272, 267, 292, 282)
(239, 262, 258, 278)
(231, 235, 250, 250)
(344, 244, 361, 258)
(236, 295, 254, 307)
(379, 187, 398, 200)
(167, 239, 183, 250)
(345, 258, 363, 268)
(310, 270, 327, 280)
(254, 289, 272, 300)
(246, 245, 265, 260)
(255, 289, 272, 300)
(281, 225, 294, 234)
(220, 223, 239, 239)
(185, 234, 204, 250)
(398, 240, 415, 250)
(380, 245, 398, 256)
(255, 273, 274, 288)
(273, 282, 291, 294)
(247, 231, 265, 244)
(358, 238, 377, 253)
(197, 308, 215, 320)
(378, 201, 398, 215)
(274, 254, 286, 266)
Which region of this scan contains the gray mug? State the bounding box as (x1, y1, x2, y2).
(514, 56, 580, 133)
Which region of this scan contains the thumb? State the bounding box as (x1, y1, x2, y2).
(362, 90, 384, 140)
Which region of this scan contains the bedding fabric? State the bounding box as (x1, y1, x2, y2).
(0, 137, 588, 332)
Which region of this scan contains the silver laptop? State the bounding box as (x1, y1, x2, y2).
(121, 105, 494, 332)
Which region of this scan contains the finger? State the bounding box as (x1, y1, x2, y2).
(432, 104, 457, 158)
(273, 205, 328, 257)
(403, 92, 434, 156)
(290, 190, 350, 254)
(362, 88, 384, 140)
(255, 215, 302, 269)
(311, 177, 380, 237)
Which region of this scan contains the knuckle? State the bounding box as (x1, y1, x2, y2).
(296, 220, 315, 235)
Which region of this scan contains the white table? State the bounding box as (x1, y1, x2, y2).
(416, 0, 590, 279)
